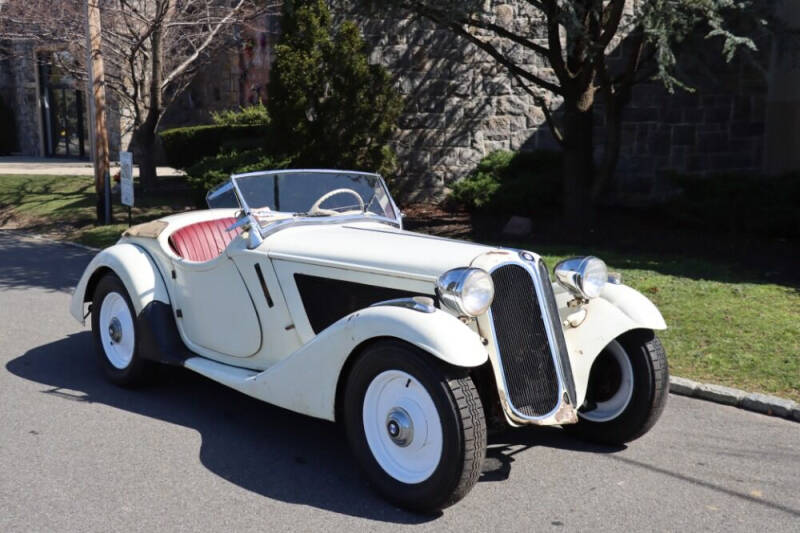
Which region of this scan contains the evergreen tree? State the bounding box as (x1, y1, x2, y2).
(268, 0, 403, 176)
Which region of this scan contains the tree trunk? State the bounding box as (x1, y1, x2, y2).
(135, 13, 164, 192)
(594, 88, 629, 201)
(134, 125, 158, 191)
(562, 98, 595, 222)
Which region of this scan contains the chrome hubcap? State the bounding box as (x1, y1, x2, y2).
(385, 407, 413, 447)
(108, 317, 123, 343)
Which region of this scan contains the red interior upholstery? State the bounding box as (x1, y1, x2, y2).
(168, 217, 242, 262)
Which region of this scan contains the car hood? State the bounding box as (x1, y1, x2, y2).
(263, 220, 497, 281)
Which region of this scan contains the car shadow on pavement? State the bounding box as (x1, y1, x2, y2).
(481, 428, 625, 483)
(5, 332, 438, 523)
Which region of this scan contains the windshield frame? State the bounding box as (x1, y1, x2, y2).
(206, 169, 403, 236)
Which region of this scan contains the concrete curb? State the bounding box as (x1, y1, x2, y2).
(670, 376, 800, 422)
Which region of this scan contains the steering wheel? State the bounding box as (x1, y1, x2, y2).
(308, 188, 365, 216)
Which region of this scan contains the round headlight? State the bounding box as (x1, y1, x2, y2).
(554, 256, 608, 299)
(436, 267, 494, 317)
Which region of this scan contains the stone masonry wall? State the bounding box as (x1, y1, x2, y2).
(0, 40, 41, 155)
(345, 2, 772, 201)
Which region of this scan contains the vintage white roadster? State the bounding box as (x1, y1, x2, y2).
(70, 169, 668, 511)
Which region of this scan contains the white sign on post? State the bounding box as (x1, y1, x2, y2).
(120, 151, 134, 207)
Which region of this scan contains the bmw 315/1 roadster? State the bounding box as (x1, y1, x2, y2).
(70, 169, 668, 512)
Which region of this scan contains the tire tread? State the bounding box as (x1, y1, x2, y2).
(442, 376, 486, 508)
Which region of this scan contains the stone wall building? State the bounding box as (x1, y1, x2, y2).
(2, 1, 799, 202)
(0, 40, 121, 159)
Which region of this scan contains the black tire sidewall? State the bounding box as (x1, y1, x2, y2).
(343, 341, 466, 512)
(91, 273, 149, 386)
(573, 331, 662, 443)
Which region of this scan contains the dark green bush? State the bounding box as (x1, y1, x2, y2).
(449, 150, 563, 214)
(664, 173, 800, 240)
(267, 0, 403, 176)
(159, 124, 270, 169)
(0, 94, 18, 155)
(184, 149, 290, 202)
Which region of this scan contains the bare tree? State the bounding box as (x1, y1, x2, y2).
(1, 0, 276, 188)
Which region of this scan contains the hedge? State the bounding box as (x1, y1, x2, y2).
(159, 124, 270, 169)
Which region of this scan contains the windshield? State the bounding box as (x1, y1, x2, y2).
(207, 170, 398, 222)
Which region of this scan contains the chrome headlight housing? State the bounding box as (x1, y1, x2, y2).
(436, 267, 494, 317)
(554, 256, 608, 299)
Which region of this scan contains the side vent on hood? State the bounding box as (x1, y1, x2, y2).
(294, 274, 435, 333)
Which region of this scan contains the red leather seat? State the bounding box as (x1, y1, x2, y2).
(168, 217, 242, 262)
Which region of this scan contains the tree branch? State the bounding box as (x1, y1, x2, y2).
(160, 0, 246, 90)
(411, 3, 563, 95)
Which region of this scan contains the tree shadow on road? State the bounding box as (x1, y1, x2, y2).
(0, 230, 92, 292)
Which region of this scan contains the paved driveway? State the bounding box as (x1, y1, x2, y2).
(0, 231, 798, 532)
(0, 156, 182, 177)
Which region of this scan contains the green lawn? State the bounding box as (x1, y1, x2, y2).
(1, 174, 797, 401)
(0, 174, 194, 247)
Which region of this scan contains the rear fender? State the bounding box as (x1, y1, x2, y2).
(237, 305, 488, 421)
(69, 243, 170, 324)
(563, 283, 667, 406)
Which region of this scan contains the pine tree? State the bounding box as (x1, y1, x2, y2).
(268, 0, 403, 176)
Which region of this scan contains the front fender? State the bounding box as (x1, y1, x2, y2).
(563, 283, 666, 406)
(241, 305, 488, 421)
(69, 243, 170, 324)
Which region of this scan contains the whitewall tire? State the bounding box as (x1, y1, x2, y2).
(343, 340, 486, 512)
(91, 273, 154, 386)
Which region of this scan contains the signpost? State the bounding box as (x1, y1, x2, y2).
(120, 151, 134, 226)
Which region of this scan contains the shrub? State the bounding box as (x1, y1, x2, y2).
(159, 124, 270, 169)
(159, 105, 271, 169)
(664, 173, 800, 240)
(211, 102, 270, 126)
(267, 0, 403, 176)
(184, 149, 290, 202)
(449, 150, 563, 214)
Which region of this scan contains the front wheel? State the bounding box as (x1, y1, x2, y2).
(91, 273, 154, 386)
(343, 340, 486, 512)
(566, 330, 669, 444)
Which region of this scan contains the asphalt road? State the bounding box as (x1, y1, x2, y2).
(1, 230, 798, 532)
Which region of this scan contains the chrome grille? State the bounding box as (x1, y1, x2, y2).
(538, 260, 577, 404)
(489, 263, 560, 417)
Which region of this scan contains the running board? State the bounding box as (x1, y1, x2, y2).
(184, 356, 260, 390)
(183, 355, 327, 419)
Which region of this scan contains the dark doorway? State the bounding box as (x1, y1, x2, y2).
(37, 51, 87, 158)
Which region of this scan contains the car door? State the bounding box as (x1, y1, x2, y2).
(171, 253, 262, 358)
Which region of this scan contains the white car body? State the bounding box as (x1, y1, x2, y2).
(70, 171, 665, 427)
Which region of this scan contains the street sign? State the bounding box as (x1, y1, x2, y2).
(120, 151, 134, 207)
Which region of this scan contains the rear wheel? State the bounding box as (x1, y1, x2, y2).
(343, 340, 486, 512)
(566, 330, 668, 444)
(91, 273, 154, 386)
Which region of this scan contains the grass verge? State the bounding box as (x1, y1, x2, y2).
(0, 174, 194, 248)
